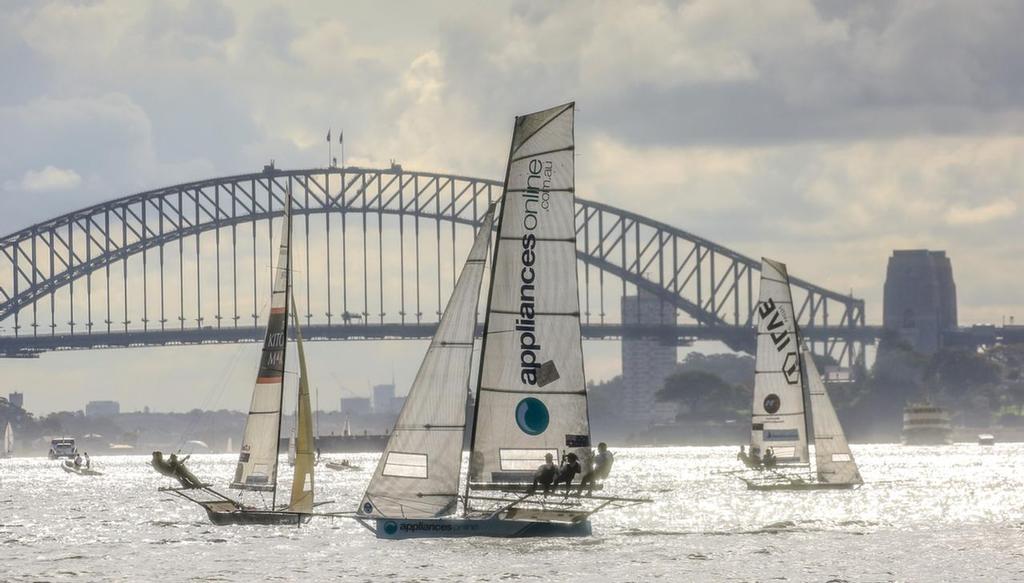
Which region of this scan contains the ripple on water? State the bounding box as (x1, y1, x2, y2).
(0, 446, 1021, 582)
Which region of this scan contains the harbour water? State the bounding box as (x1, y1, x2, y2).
(1, 444, 1022, 582)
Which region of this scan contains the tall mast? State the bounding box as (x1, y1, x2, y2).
(271, 192, 293, 510)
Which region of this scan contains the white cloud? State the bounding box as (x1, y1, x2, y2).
(15, 165, 81, 191)
(944, 198, 1018, 225)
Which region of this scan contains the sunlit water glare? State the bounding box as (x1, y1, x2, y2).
(2, 444, 1022, 581)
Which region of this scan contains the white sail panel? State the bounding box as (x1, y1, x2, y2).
(805, 350, 862, 485)
(469, 102, 592, 488)
(358, 209, 494, 519)
(3, 422, 12, 456)
(750, 258, 808, 464)
(231, 202, 291, 491)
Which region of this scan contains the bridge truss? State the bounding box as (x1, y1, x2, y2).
(0, 166, 867, 364)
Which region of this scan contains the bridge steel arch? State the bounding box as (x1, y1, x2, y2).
(0, 166, 866, 363)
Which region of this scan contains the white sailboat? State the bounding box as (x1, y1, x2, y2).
(155, 193, 320, 523)
(355, 103, 647, 539)
(741, 257, 862, 490)
(2, 422, 13, 458)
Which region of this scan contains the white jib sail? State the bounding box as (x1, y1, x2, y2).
(288, 297, 315, 512)
(3, 422, 12, 456)
(805, 349, 862, 485)
(231, 198, 292, 491)
(468, 102, 592, 489)
(358, 208, 495, 519)
(750, 258, 809, 464)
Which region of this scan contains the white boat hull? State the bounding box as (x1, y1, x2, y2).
(364, 516, 592, 539)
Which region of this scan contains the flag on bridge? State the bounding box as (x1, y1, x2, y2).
(339, 130, 343, 144)
(326, 129, 331, 142)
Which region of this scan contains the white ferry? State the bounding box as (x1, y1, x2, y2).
(902, 403, 953, 445)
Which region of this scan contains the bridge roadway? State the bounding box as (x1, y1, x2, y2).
(0, 323, 883, 357)
(0, 322, 1016, 358)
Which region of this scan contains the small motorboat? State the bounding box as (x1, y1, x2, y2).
(978, 433, 996, 446)
(325, 460, 361, 471)
(61, 460, 103, 476)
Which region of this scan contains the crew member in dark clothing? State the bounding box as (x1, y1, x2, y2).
(737, 446, 749, 466)
(762, 448, 777, 469)
(577, 442, 614, 496)
(528, 453, 558, 495)
(551, 453, 582, 495)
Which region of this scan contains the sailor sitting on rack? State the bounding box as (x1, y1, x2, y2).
(747, 447, 763, 469)
(762, 448, 777, 469)
(577, 442, 614, 496)
(551, 453, 582, 495)
(527, 453, 558, 495)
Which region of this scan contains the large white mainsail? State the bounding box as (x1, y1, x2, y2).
(359, 208, 495, 519)
(231, 198, 292, 492)
(805, 349, 862, 485)
(750, 258, 809, 464)
(467, 102, 592, 490)
(288, 296, 315, 512)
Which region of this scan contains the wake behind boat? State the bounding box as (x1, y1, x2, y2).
(153, 194, 322, 526)
(739, 258, 863, 491)
(354, 103, 648, 540)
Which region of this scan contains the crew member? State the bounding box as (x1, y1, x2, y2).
(528, 453, 558, 495)
(578, 442, 614, 496)
(552, 453, 582, 495)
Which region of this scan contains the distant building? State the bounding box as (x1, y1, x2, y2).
(619, 290, 678, 428)
(85, 400, 120, 417)
(883, 250, 958, 354)
(373, 384, 396, 413)
(8, 391, 23, 409)
(340, 397, 371, 416)
(389, 396, 406, 415)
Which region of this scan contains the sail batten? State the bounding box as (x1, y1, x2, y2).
(467, 103, 592, 491)
(750, 258, 809, 464)
(231, 199, 292, 492)
(358, 208, 495, 519)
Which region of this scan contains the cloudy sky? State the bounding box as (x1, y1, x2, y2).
(2, 0, 1023, 414)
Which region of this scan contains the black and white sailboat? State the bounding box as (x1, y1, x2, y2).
(740, 258, 862, 491)
(155, 195, 319, 524)
(355, 103, 647, 539)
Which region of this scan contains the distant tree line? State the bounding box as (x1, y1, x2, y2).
(589, 336, 1024, 442)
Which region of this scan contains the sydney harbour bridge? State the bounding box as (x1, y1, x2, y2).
(0, 165, 873, 366)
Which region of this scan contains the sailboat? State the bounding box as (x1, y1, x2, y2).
(355, 103, 647, 539)
(2, 422, 13, 458)
(740, 258, 863, 491)
(155, 194, 319, 524)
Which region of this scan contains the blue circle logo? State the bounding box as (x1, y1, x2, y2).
(515, 398, 549, 435)
(383, 521, 398, 535)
